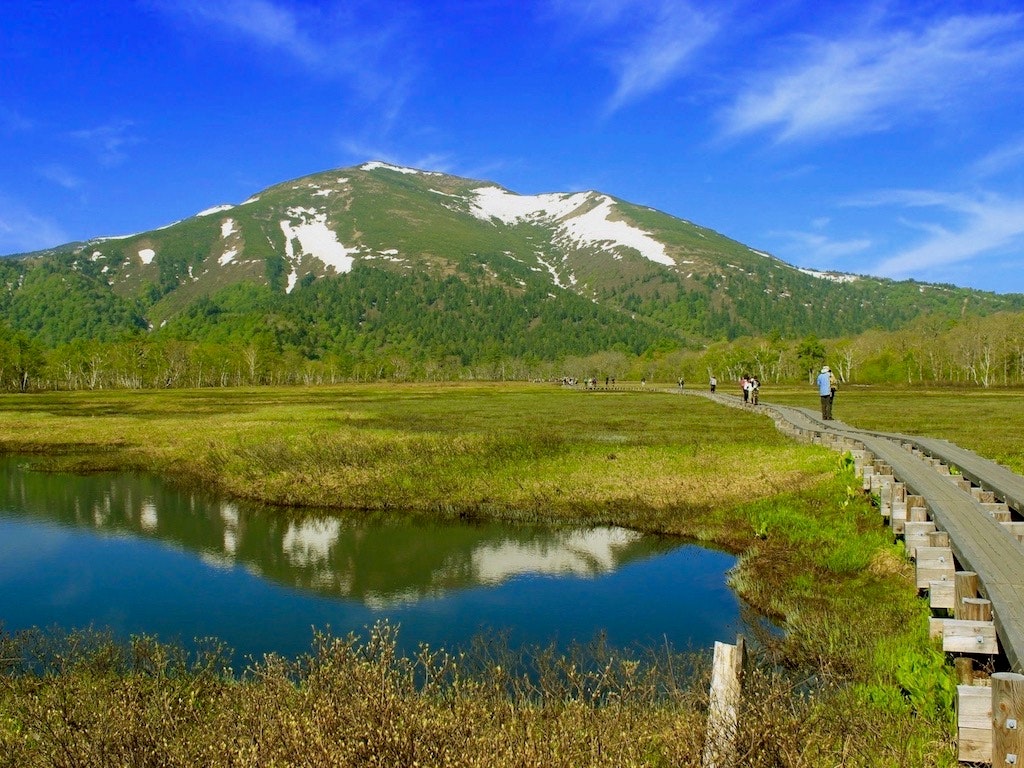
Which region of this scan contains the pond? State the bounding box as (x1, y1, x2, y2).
(0, 455, 755, 663)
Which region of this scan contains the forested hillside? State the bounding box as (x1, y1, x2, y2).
(3, 162, 1023, 390)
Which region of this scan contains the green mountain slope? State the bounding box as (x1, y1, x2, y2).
(3, 161, 1023, 360)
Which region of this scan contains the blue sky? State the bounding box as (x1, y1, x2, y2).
(3, 0, 1024, 293)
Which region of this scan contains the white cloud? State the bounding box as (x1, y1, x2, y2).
(0, 196, 69, 255)
(548, 0, 719, 113)
(722, 12, 1024, 142)
(854, 189, 1024, 279)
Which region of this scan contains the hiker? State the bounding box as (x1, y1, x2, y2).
(751, 376, 760, 405)
(709, 375, 717, 393)
(741, 375, 750, 404)
(817, 365, 835, 420)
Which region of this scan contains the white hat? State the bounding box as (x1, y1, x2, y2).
(821, 366, 830, 373)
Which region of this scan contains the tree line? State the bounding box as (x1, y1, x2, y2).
(3, 310, 1024, 392)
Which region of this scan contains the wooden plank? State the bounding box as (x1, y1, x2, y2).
(957, 684, 992, 766)
(916, 546, 955, 589)
(942, 619, 999, 655)
(930, 579, 955, 610)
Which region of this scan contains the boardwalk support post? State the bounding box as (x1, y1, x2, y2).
(993, 673, 1024, 767)
(703, 636, 745, 768)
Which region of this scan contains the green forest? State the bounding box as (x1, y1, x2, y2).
(4, 240, 1024, 392)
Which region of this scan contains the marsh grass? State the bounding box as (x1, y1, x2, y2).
(0, 383, 826, 524)
(0, 382, 973, 765)
(1, 620, 953, 768)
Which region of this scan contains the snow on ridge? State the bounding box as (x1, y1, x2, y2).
(361, 161, 441, 176)
(798, 267, 860, 284)
(470, 186, 590, 224)
(470, 187, 673, 266)
(197, 204, 235, 217)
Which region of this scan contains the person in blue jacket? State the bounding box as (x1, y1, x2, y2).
(816, 365, 836, 420)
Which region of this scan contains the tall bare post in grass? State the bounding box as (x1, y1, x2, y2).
(703, 636, 745, 768)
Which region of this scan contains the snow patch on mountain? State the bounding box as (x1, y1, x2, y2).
(221, 219, 237, 239)
(470, 187, 673, 266)
(535, 254, 574, 289)
(138, 248, 155, 265)
(198, 204, 235, 217)
(279, 208, 359, 292)
(219, 249, 238, 266)
(798, 267, 860, 284)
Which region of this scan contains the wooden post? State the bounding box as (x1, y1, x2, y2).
(955, 571, 980, 621)
(905, 521, 937, 559)
(927, 530, 950, 548)
(960, 598, 993, 622)
(992, 673, 1024, 768)
(909, 504, 930, 523)
(955, 657, 975, 686)
(703, 636, 745, 768)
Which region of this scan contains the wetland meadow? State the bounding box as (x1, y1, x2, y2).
(4, 381, 1020, 766)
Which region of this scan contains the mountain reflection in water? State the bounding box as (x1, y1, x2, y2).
(1, 456, 674, 606)
(1, 456, 746, 660)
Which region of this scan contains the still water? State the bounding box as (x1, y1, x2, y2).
(0, 456, 750, 662)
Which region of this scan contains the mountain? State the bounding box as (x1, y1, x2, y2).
(3, 162, 1023, 365)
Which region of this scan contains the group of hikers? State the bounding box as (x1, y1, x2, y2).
(739, 374, 760, 405)
(702, 366, 837, 420)
(564, 366, 838, 420)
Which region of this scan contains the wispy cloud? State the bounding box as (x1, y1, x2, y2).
(0, 196, 69, 255)
(853, 189, 1024, 279)
(70, 120, 140, 166)
(338, 138, 455, 175)
(771, 228, 873, 269)
(970, 136, 1024, 179)
(723, 12, 1024, 142)
(38, 164, 84, 190)
(548, 0, 719, 114)
(156, 0, 414, 107)
(0, 106, 34, 134)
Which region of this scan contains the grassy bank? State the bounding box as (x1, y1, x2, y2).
(0, 383, 968, 765)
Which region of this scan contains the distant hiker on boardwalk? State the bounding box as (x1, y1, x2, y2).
(709, 375, 717, 393)
(751, 376, 760, 405)
(817, 365, 836, 420)
(741, 375, 750, 404)
(677, 377, 684, 389)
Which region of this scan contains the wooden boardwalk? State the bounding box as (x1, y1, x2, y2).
(666, 388, 1024, 763)
(693, 390, 1024, 675)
